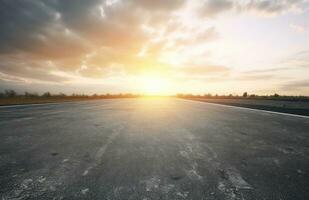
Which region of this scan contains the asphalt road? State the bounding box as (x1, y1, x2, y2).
(0, 98, 309, 200)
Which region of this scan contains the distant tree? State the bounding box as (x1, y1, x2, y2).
(204, 93, 212, 98)
(243, 92, 248, 98)
(274, 93, 280, 97)
(25, 92, 38, 98)
(58, 93, 66, 97)
(5, 89, 17, 97)
(42, 92, 51, 98)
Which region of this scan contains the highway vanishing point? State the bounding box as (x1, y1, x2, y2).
(0, 98, 309, 200)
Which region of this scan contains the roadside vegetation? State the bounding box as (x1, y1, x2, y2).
(176, 92, 309, 102)
(177, 92, 309, 116)
(0, 89, 141, 106)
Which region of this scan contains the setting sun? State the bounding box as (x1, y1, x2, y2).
(138, 75, 170, 96)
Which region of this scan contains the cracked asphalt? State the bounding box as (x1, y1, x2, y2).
(0, 98, 309, 200)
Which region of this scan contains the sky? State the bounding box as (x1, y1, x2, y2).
(0, 0, 309, 95)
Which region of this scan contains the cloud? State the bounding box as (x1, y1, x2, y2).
(129, 0, 185, 11)
(238, 65, 306, 81)
(198, 0, 306, 17)
(0, 0, 188, 83)
(245, 67, 291, 74)
(0, 0, 307, 95)
(200, 0, 234, 17)
(0, 55, 70, 83)
(282, 79, 309, 91)
(0, 0, 165, 57)
(0, 72, 27, 83)
(236, 74, 275, 81)
(178, 65, 230, 77)
(172, 26, 219, 47)
(244, 0, 304, 15)
(289, 23, 306, 33)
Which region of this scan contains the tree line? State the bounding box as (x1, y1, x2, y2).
(1, 89, 308, 101)
(176, 92, 309, 102)
(0, 89, 141, 99)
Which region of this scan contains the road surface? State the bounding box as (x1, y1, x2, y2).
(0, 98, 309, 200)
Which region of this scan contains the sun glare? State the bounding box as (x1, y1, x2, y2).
(138, 75, 170, 96)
